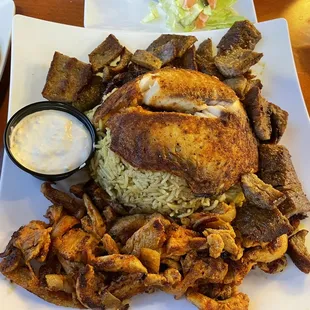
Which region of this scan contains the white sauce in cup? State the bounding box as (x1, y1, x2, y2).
(9, 110, 92, 174)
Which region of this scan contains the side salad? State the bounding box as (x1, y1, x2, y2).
(143, 0, 245, 31)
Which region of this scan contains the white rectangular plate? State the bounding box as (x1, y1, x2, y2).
(0, 0, 15, 80)
(84, 0, 257, 31)
(1, 15, 310, 310)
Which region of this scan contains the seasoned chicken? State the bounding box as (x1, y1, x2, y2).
(41, 183, 85, 219)
(51, 215, 79, 239)
(44, 205, 65, 226)
(108, 273, 146, 300)
(54, 228, 98, 262)
(90, 254, 147, 273)
(76, 264, 108, 309)
(0, 247, 22, 273)
(11, 221, 52, 264)
(187, 290, 250, 310)
(176, 258, 228, 298)
(165, 224, 206, 257)
(107, 106, 258, 196)
(122, 215, 170, 256)
(108, 214, 150, 244)
(102, 234, 120, 255)
(45, 274, 74, 294)
(83, 193, 106, 239)
(140, 248, 161, 274)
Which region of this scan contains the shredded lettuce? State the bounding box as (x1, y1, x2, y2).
(142, 1, 160, 23)
(142, 0, 245, 31)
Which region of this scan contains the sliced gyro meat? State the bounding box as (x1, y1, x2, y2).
(259, 144, 310, 217)
(288, 230, 310, 274)
(217, 20, 262, 54)
(278, 188, 310, 218)
(89, 34, 123, 72)
(149, 40, 177, 65)
(42, 52, 92, 103)
(214, 49, 263, 78)
(131, 50, 162, 70)
(241, 173, 286, 210)
(179, 45, 198, 71)
(41, 182, 86, 219)
(243, 86, 271, 141)
(146, 34, 197, 58)
(224, 76, 248, 99)
(196, 54, 224, 80)
(72, 75, 105, 112)
(244, 78, 263, 94)
(109, 47, 132, 74)
(269, 102, 289, 143)
(197, 38, 214, 61)
(234, 203, 292, 243)
(259, 144, 301, 188)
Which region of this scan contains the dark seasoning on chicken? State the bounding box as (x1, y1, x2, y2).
(2, 21, 310, 310)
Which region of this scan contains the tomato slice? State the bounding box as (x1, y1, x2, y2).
(183, 0, 197, 9)
(207, 0, 217, 9)
(195, 12, 209, 29)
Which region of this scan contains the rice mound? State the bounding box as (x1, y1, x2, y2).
(90, 129, 244, 217)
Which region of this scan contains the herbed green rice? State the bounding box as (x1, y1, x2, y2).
(90, 129, 244, 217)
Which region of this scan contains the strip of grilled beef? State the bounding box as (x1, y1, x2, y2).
(241, 173, 286, 210)
(217, 20, 262, 54)
(243, 86, 271, 141)
(259, 144, 310, 217)
(214, 49, 263, 78)
(234, 203, 292, 243)
(288, 230, 310, 274)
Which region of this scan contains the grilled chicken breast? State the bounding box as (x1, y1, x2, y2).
(107, 106, 258, 196)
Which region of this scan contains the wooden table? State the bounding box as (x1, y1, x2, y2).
(0, 0, 309, 173)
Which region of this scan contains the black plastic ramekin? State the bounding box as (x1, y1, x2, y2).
(4, 101, 96, 181)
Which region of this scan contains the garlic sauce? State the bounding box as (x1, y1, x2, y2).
(9, 110, 92, 174)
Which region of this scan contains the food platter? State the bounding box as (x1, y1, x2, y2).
(83, 0, 257, 32)
(1, 14, 310, 310)
(0, 0, 15, 81)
